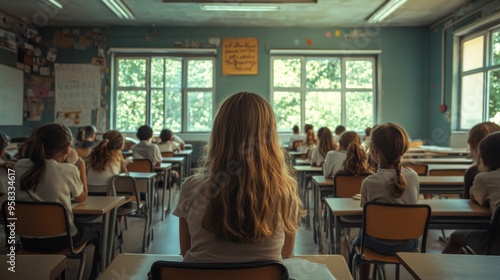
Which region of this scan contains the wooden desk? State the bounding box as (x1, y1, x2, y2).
(325, 198, 491, 254)
(311, 175, 334, 252)
(0, 255, 67, 280)
(396, 252, 500, 280)
(175, 150, 193, 177)
(73, 196, 126, 271)
(419, 176, 464, 195)
(162, 157, 185, 180)
(155, 163, 173, 220)
(294, 165, 322, 229)
(295, 159, 311, 165)
(427, 163, 472, 172)
(119, 172, 157, 252)
(183, 143, 192, 150)
(404, 158, 472, 165)
(98, 254, 352, 280)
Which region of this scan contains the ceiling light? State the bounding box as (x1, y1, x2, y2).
(199, 3, 280, 12)
(367, 0, 407, 24)
(45, 0, 64, 9)
(102, 0, 135, 20)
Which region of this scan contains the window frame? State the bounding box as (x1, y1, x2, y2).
(270, 53, 378, 133)
(111, 52, 216, 133)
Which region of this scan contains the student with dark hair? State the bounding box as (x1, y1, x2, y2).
(288, 125, 303, 150)
(131, 125, 162, 167)
(75, 125, 97, 158)
(158, 129, 180, 152)
(334, 125, 346, 142)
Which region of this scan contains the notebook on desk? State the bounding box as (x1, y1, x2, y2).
(352, 194, 361, 200)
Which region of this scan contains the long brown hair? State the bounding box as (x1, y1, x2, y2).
(478, 131, 500, 171)
(199, 92, 303, 243)
(468, 122, 500, 162)
(317, 127, 337, 157)
(339, 142, 374, 176)
(20, 124, 72, 192)
(370, 123, 409, 198)
(87, 130, 123, 172)
(338, 131, 361, 151)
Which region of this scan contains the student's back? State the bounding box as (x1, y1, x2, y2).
(87, 130, 126, 186)
(324, 131, 359, 179)
(131, 125, 161, 166)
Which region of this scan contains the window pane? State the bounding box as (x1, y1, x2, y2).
(460, 73, 484, 129)
(305, 91, 341, 129)
(118, 58, 146, 87)
(187, 60, 213, 88)
(346, 91, 374, 131)
(165, 58, 182, 88)
(187, 91, 212, 131)
(273, 91, 301, 132)
(462, 36, 484, 72)
(116, 90, 146, 132)
(493, 31, 500, 66)
(346, 60, 373, 88)
(151, 57, 164, 88)
(166, 90, 182, 132)
(306, 59, 341, 89)
(273, 59, 301, 88)
(151, 90, 164, 133)
(489, 69, 500, 124)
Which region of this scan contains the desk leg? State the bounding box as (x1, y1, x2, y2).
(187, 154, 191, 177)
(334, 214, 341, 254)
(100, 212, 110, 271)
(161, 169, 167, 221)
(302, 172, 310, 230)
(107, 207, 118, 265)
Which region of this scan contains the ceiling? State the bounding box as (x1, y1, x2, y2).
(0, 0, 472, 28)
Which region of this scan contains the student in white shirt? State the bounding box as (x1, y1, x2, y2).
(87, 130, 127, 187)
(310, 127, 337, 166)
(323, 131, 360, 179)
(288, 125, 303, 150)
(158, 129, 180, 152)
(131, 125, 162, 167)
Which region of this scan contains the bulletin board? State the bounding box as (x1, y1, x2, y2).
(0, 64, 23, 125)
(222, 38, 258, 75)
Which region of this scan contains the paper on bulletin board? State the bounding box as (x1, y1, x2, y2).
(222, 38, 258, 75)
(95, 108, 107, 133)
(55, 109, 91, 127)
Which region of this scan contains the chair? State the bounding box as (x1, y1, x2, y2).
(292, 140, 303, 151)
(352, 202, 431, 280)
(112, 175, 150, 253)
(150, 260, 289, 280)
(128, 158, 154, 173)
(1, 201, 91, 280)
(403, 164, 428, 176)
(409, 140, 424, 148)
(161, 151, 175, 158)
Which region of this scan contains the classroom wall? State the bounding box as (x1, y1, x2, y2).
(1, 25, 429, 143)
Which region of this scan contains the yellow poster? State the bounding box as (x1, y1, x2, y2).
(222, 38, 258, 75)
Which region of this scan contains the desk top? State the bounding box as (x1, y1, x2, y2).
(404, 158, 472, 164)
(0, 255, 67, 280)
(72, 196, 126, 215)
(312, 175, 334, 186)
(119, 172, 157, 179)
(98, 254, 352, 280)
(295, 159, 310, 165)
(161, 157, 185, 163)
(427, 164, 472, 171)
(289, 151, 306, 156)
(294, 165, 322, 172)
(418, 176, 464, 186)
(408, 146, 469, 155)
(326, 198, 491, 217)
(154, 163, 172, 171)
(176, 150, 193, 155)
(397, 252, 500, 280)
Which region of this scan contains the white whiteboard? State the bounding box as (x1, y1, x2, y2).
(0, 64, 23, 125)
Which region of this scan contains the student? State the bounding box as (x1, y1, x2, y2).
(297, 128, 316, 157)
(174, 91, 303, 263)
(323, 131, 360, 179)
(463, 122, 500, 199)
(87, 130, 127, 187)
(172, 132, 186, 150)
(310, 127, 337, 166)
(14, 124, 100, 278)
(0, 133, 13, 195)
(442, 131, 500, 255)
(158, 129, 180, 152)
(288, 125, 303, 150)
(75, 125, 97, 158)
(337, 141, 374, 176)
(333, 125, 346, 142)
(361, 126, 372, 151)
(352, 123, 419, 280)
(131, 125, 162, 167)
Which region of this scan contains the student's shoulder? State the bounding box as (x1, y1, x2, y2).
(46, 159, 79, 173)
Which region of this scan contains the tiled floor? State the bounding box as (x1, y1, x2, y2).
(0, 186, 451, 279)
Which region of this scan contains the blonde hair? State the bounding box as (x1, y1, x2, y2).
(87, 130, 124, 172)
(199, 92, 303, 243)
(370, 123, 409, 198)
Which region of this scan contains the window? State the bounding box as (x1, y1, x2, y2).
(459, 27, 500, 129)
(114, 55, 214, 133)
(271, 56, 376, 132)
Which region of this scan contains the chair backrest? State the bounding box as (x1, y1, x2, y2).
(333, 174, 369, 198)
(361, 202, 431, 254)
(112, 176, 142, 212)
(487, 207, 500, 255)
(161, 151, 175, 158)
(1, 201, 75, 250)
(403, 164, 428, 176)
(128, 158, 154, 172)
(87, 184, 113, 196)
(409, 140, 424, 148)
(292, 140, 303, 151)
(150, 261, 288, 280)
(428, 169, 466, 176)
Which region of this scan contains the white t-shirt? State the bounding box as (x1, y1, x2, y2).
(360, 167, 419, 207)
(87, 160, 121, 186)
(288, 134, 304, 149)
(15, 159, 84, 237)
(158, 141, 179, 152)
(131, 141, 162, 165)
(470, 169, 500, 214)
(174, 176, 285, 263)
(323, 150, 347, 179)
(310, 147, 327, 166)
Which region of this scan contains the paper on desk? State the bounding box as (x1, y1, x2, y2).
(283, 258, 336, 280)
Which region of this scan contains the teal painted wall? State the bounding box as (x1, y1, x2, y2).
(1, 25, 428, 140)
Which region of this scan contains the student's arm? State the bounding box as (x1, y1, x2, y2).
(154, 144, 162, 167)
(73, 158, 87, 203)
(119, 158, 128, 173)
(179, 218, 191, 256)
(281, 231, 296, 258)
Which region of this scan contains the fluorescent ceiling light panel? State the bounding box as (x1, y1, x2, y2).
(102, 0, 135, 20)
(367, 0, 407, 23)
(46, 0, 64, 9)
(200, 3, 280, 12)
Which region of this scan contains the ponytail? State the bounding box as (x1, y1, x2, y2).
(20, 136, 47, 192)
(87, 130, 123, 172)
(390, 159, 407, 198)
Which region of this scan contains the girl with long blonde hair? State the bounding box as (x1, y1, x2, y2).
(173, 91, 303, 262)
